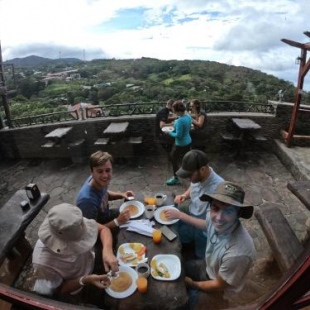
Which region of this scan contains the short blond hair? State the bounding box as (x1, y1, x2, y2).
(89, 151, 113, 171)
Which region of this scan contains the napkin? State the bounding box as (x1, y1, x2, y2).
(120, 220, 155, 237)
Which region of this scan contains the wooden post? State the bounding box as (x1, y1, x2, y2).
(0, 42, 13, 128)
(285, 48, 306, 147)
(281, 32, 310, 147)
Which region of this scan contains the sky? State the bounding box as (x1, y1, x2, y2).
(1, 0, 310, 91)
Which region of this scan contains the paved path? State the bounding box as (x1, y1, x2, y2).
(0, 147, 309, 308)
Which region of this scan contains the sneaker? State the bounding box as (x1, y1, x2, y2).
(166, 177, 180, 185)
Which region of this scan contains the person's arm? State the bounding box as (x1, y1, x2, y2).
(108, 190, 134, 200)
(164, 209, 206, 230)
(160, 120, 174, 128)
(192, 114, 205, 128)
(98, 224, 119, 273)
(174, 187, 191, 204)
(185, 275, 229, 292)
(58, 274, 111, 295)
(169, 118, 184, 139)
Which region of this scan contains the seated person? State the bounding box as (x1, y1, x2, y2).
(174, 150, 224, 259)
(164, 181, 256, 308)
(76, 151, 133, 228)
(32, 203, 118, 307)
(189, 99, 207, 141)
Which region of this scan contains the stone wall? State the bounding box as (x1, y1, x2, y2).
(0, 101, 305, 160)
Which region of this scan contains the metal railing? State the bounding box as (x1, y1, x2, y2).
(9, 101, 275, 127)
(11, 110, 79, 127)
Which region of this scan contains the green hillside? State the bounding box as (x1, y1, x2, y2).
(3, 57, 306, 119)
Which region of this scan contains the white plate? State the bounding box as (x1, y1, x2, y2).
(154, 205, 179, 225)
(119, 201, 144, 219)
(161, 126, 174, 133)
(151, 254, 181, 281)
(117, 243, 146, 267)
(105, 265, 138, 299)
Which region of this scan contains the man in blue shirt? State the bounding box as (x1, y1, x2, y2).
(76, 151, 133, 228)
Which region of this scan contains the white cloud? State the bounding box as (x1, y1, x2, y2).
(1, 0, 310, 90)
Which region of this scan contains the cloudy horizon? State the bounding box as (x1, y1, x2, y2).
(1, 0, 310, 90)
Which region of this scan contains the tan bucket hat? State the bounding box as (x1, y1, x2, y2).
(38, 203, 98, 255)
(200, 181, 254, 219)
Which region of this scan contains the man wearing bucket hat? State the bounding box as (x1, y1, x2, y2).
(32, 203, 118, 303)
(173, 149, 224, 258)
(164, 181, 256, 306)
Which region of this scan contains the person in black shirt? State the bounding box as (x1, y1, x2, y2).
(155, 99, 176, 153)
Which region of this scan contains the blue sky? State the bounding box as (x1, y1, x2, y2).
(1, 0, 310, 91)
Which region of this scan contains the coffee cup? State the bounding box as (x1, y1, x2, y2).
(155, 193, 167, 207)
(136, 262, 150, 278)
(144, 205, 156, 219)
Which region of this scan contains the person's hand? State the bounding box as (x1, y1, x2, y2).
(185, 276, 196, 288)
(117, 210, 130, 225)
(123, 190, 134, 199)
(164, 208, 181, 220)
(174, 194, 186, 205)
(83, 274, 111, 289)
(103, 251, 119, 274)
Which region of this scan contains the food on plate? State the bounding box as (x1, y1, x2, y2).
(119, 243, 147, 265)
(120, 253, 137, 263)
(151, 259, 170, 278)
(123, 204, 139, 216)
(129, 243, 142, 252)
(110, 271, 132, 292)
(159, 210, 169, 222)
(136, 245, 146, 257)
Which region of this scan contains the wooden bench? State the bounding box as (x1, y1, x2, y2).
(41, 140, 57, 148)
(221, 133, 242, 141)
(250, 133, 267, 141)
(94, 137, 110, 145)
(123, 136, 143, 144)
(255, 203, 304, 273)
(287, 180, 310, 211)
(0, 190, 50, 265)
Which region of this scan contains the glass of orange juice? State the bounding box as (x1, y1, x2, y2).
(136, 277, 148, 293)
(152, 229, 162, 244)
(143, 193, 156, 205)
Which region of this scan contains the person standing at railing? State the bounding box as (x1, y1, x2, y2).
(155, 99, 177, 154)
(189, 99, 208, 145)
(165, 100, 192, 186)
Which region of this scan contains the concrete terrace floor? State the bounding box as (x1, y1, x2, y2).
(0, 141, 310, 308)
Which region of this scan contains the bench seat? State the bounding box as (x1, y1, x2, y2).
(255, 203, 303, 273)
(250, 133, 267, 141)
(94, 138, 110, 145)
(41, 140, 57, 148)
(125, 136, 143, 144)
(221, 133, 241, 141)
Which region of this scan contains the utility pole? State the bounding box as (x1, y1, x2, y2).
(0, 42, 12, 128)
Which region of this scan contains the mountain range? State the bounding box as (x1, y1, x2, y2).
(4, 55, 83, 67)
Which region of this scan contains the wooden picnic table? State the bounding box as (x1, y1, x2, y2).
(44, 127, 73, 140)
(287, 180, 310, 211)
(0, 190, 50, 264)
(231, 118, 261, 130)
(103, 122, 129, 134)
(230, 118, 263, 157)
(104, 193, 189, 310)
